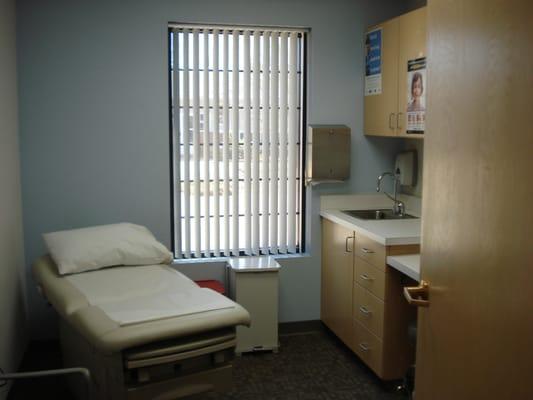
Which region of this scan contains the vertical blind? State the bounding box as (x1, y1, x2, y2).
(170, 25, 306, 258)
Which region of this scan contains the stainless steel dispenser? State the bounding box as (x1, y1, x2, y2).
(306, 125, 351, 185)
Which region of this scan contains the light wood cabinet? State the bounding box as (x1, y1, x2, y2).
(321, 218, 419, 380)
(364, 7, 427, 139)
(396, 7, 427, 138)
(321, 219, 354, 348)
(353, 318, 384, 374)
(354, 256, 386, 299)
(364, 16, 400, 137)
(354, 282, 384, 338)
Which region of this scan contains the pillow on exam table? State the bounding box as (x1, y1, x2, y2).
(43, 223, 172, 275)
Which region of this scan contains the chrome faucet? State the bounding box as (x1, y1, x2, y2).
(376, 168, 405, 216)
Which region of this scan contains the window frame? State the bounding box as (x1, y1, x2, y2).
(168, 24, 308, 259)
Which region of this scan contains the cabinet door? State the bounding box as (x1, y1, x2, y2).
(321, 219, 354, 346)
(397, 7, 427, 138)
(364, 17, 399, 137)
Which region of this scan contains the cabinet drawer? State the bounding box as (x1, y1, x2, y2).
(353, 320, 383, 376)
(355, 234, 386, 269)
(354, 257, 386, 300)
(353, 283, 384, 338)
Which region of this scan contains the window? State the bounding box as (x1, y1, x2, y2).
(169, 24, 307, 259)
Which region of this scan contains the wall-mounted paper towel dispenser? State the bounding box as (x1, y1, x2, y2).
(306, 125, 351, 185)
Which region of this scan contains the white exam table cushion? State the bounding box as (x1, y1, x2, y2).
(66, 266, 235, 326)
(33, 255, 251, 353)
(43, 223, 173, 275)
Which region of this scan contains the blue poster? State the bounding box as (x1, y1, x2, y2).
(365, 28, 382, 96)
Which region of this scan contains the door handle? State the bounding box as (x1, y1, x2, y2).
(389, 113, 395, 130)
(345, 235, 354, 253)
(404, 280, 430, 307)
(397, 112, 403, 129)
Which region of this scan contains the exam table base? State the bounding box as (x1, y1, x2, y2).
(59, 321, 235, 400)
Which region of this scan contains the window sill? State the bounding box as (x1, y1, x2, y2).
(171, 252, 311, 265)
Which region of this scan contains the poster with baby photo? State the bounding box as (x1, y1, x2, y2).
(406, 57, 426, 133)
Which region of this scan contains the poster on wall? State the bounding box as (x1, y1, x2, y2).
(365, 28, 382, 96)
(406, 57, 426, 133)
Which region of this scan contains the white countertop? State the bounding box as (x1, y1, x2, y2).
(386, 254, 420, 282)
(320, 209, 421, 246)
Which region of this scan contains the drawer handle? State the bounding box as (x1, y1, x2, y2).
(361, 247, 374, 254)
(359, 306, 372, 315)
(360, 274, 374, 281)
(388, 113, 395, 130)
(359, 342, 370, 352)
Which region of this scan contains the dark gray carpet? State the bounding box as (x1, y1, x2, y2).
(8, 330, 404, 400)
(205, 331, 403, 400)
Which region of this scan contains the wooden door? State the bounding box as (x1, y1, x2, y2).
(415, 0, 533, 398)
(321, 219, 354, 346)
(364, 17, 399, 137)
(397, 7, 426, 138)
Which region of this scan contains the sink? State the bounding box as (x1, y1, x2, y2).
(342, 209, 418, 220)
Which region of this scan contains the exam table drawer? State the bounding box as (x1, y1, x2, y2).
(125, 331, 236, 367)
(353, 283, 384, 339)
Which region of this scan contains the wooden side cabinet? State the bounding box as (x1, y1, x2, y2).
(321, 218, 419, 380)
(364, 6, 427, 139)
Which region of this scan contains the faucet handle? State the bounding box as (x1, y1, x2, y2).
(394, 201, 406, 216)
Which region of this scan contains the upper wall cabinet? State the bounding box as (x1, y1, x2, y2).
(364, 7, 427, 139)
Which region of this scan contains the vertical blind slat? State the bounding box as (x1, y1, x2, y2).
(243, 31, 252, 255)
(231, 32, 240, 256)
(212, 29, 220, 256)
(269, 32, 279, 253)
(278, 32, 288, 254)
(193, 29, 202, 257)
(172, 30, 181, 258)
(222, 30, 230, 256)
(251, 31, 261, 256)
(181, 31, 191, 258)
(261, 32, 270, 254)
(287, 32, 298, 253)
(203, 31, 210, 256)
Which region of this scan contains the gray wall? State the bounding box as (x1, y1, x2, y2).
(0, 0, 28, 395)
(17, 0, 411, 339)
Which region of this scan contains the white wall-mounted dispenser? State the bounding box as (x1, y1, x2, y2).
(305, 125, 351, 186)
(395, 150, 417, 187)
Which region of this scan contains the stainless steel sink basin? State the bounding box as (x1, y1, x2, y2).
(342, 209, 418, 220)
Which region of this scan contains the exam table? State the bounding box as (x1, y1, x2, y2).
(33, 255, 251, 400)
